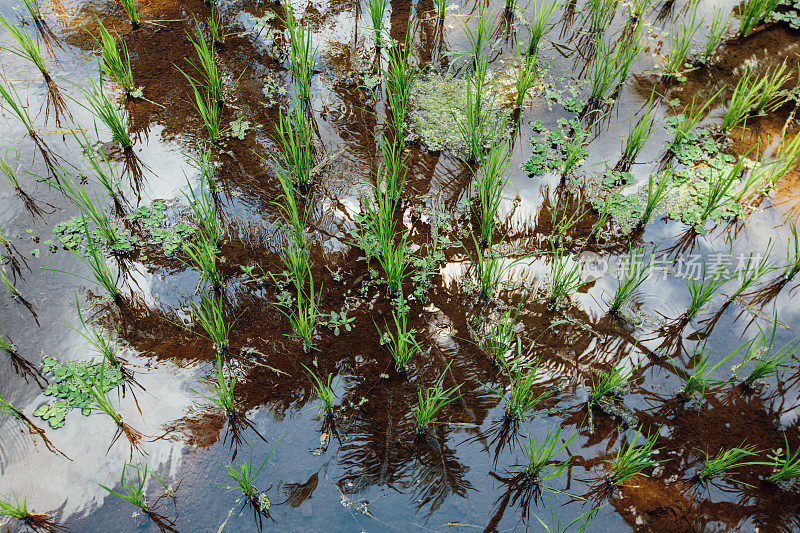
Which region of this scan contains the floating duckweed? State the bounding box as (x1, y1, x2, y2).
(33, 356, 124, 428)
(408, 70, 510, 154)
(522, 117, 588, 177)
(229, 118, 251, 140)
(126, 201, 195, 255)
(54, 216, 138, 254)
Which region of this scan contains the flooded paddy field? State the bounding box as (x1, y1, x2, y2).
(2, 0, 800, 530)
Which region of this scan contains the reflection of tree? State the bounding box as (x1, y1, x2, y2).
(338, 387, 416, 494)
(410, 429, 475, 520)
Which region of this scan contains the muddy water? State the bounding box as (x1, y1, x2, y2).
(2, 0, 800, 530)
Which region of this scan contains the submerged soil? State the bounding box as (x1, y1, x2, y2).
(2, 0, 800, 531)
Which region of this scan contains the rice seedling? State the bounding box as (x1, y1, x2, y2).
(187, 21, 224, 105)
(522, 425, 575, 483)
(81, 366, 123, 428)
(359, 179, 395, 260)
(676, 344, 738, 402)
(48, 170, 125, 250)
(751, 60, 791, 116)
(0, 154, 21, 192)
(0, 396, 64, 460)
(685, 265, 729, 318)
(785, 220, 800, 280)
(740, 157, 778, 198)
(591, 191, 619, 237)
(729, 245, 776, 301)
(0, 494, 34, 520)
(274, 167, 308, 246)
(531, 503, 599, 533)
(21, 0, 44, 22)
(183, 236, 221, 291)
(277, 233, 310, 293)
(735, 319, 800, 387)
(0, 14, 49, 79)
(223, 436, 280, 508)
(481, 304, 520, 365)
(697, 443, 765, 483)
(378, 303, 420, 374)
(455, 69, 492, 165)
(638, 171, 672, 227)
(198, 356, 237, 416)
(0, 75, 35, 136)
(82, 76, 132, 148)
(473, 140, 510, 247)
(79, 363, 143, 453)
(0, 393, 25, 422)
(626, 0, 649, 22)
(587, 35, 641, 108)
(514, 48, 541, 110)
(365, 0, 388, 49)
(720, 68, 770, 133)
(588, 0, 617, 33)
(669, 92, 719, 149)
(607, 426, 666, 485)
(434, 0, 447, 18)
(697, 155, 750, 226)
(93, 18, 135, 97)
(184, 179, 221, 244)
(758, 132, 800, 191)
(736, 0, 779, 38)
(486, 361, 552, 422)
(99, 463, 152, 513)
(283, 4, 316, 101)
(187, 143, 217, 193)
(181, 70, 220, 143)
(617, 99, 656, 170)
(414, 379, 462, 433)
(303, 364, 337, 417)
(0, 268, 20, 297)
(0, 335, 14, 354)
(608, 246, 654, 314)
(720, 81, 755, 133)
(739, 341, 797, 387)
(63, 221, 121, 301)
(561, 127, 588, 178)
(283, 274, 321, 352)
(701, 9, 730, 64)
(73, 131, 125, 209)
(662, 8, 700, 81)
(552, 201, 586, 246)
(466, 235, 511, 301)
(275, 97, 314, 190)
(120, 0, 140, 29)
(207, 8, 228, 47)
(525, 0, 557, 56)
(384, 43, 416, 146)
(767, 434, 800, 486)
(379, 135, 408, 199)
(190, 293, 231, 354)
(546, 244, 585, 308)
(73, 294, 121, 367)
(588, 361, 633, 409)
(463, 8, 492, 70)
(378, 232, 412, 296)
